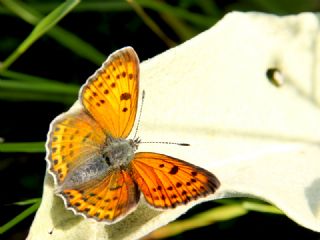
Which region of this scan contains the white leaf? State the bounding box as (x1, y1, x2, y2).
(28, 12, 320, 240)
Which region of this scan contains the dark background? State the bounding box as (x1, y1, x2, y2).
(0, 0, 320, 239)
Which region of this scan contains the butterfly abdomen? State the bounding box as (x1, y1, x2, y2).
(59, 156, 108, 190)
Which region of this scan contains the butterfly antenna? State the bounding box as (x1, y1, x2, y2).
(139, 141, 190, 146)
(133, 90, 145, 140)
(133, 90, 190, 147)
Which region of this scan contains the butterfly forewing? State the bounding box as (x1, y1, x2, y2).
(61, 168, 140, 222)
(81, 47, 139, 138)
(130, 153, 220, 208)
(47, 110, 105, 184)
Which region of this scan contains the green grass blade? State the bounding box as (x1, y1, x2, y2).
(0, 0, 38, 22)
(0, 200, 41, 234)
(13, 198, 42, 206)
(148, 203, 248, 238)
(34, 2, 130, 13)
(129, 0, 176, 47)
(48, 26, 106, 64)
(0, 70, 59, 83)
(0, 78, 78, 94)
(0, 0, 80, 71)
(1, 0, 105, 65)
(0, 70, 79, 103)
(147, 199, 282, 239)
(0, 2, 131, 15)
(0, 142, 45, 153)
(242, 200, 284, 214)
(136, 0, 216, 27)
(0, 70, 80, 88)
(0, 0, 105, 66)
(0, 89, 76, 103)
(197, 0, 221, 16)
(160, 13, 197, 41)
(217, 198, 284, 215)
(72, 1, 131, 12)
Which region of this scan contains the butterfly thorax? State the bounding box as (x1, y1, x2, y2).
(103, 137, 138, 167)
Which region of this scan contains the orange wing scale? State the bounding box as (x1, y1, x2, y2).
(47, 110, 105, 184)
(61, 169, 140, 222)
(81, 47, 139, 138)
(130, 152, 220, 208)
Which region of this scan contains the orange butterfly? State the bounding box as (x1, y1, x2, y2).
(46, 47, 220, 223)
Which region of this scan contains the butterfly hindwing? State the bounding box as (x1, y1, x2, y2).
(61, 168, 140, 223)
(80, 47, 139, 138)
(130, 152, 220, 208)
(47, 110, 105, 184)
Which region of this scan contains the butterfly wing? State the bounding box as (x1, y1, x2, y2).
(60, 168, 140, 223)
(130, 152, 220, 208)
(46, 110, 105, 185)
(80, 47, 139, 139)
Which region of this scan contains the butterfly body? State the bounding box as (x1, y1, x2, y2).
(46, 47, 220, 223)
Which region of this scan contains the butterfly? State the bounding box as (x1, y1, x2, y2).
(46, 47, 220, 224)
